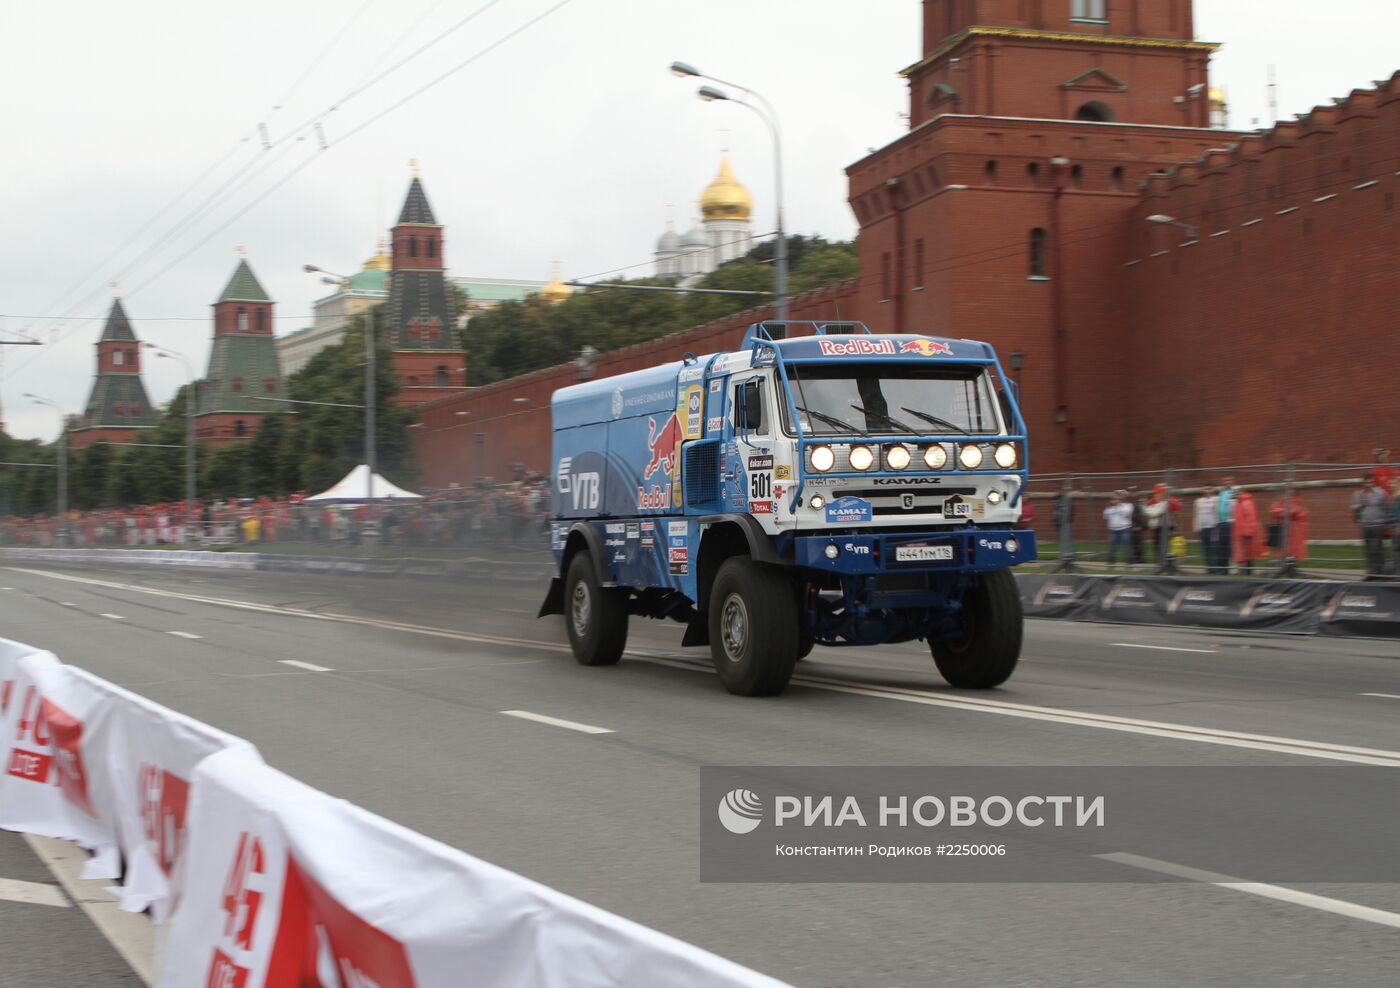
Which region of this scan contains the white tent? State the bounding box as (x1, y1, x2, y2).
(304, 464, 423, 503)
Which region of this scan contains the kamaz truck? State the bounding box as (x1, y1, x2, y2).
(538, 322, 1036, 696)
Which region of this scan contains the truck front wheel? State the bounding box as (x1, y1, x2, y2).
(565, 551, 628, 667)
(708, 557, 799, 696)
(929, 568, 1022, 689)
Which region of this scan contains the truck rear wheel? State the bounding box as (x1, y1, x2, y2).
(565, 551, 628, 667)
(708, 557, 798, 696)
(929, 568, 1022, 689)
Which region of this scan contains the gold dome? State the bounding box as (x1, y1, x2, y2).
(700, 152, 752, 222)
(363, 239, 391, 271)
(1208, 86, 1226, 107)
(541, 272, 572, 304)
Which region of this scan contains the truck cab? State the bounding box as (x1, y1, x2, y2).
(540, 321, 1036, 696)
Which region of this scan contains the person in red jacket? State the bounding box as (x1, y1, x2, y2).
(1268, 494, 1310, 562)
(1231, 490, 1266, 572)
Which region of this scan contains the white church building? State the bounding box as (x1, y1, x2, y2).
(654, 152, 753, 282)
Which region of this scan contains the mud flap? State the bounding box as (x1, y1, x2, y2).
(537, 577, 564, 617)
(680, 613, 710, 647)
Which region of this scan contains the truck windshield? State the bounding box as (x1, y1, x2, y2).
(781, 363, 1003, 437)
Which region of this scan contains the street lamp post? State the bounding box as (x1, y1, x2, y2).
(671, 62, 788, 321)
(305, 264, 377, 516)
(145, 343, 198, 544)
(24, 394, 67, 545)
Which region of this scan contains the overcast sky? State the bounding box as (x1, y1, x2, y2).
(3, 0, 1396, 442)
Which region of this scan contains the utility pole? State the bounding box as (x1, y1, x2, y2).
(365, 312, 377, 531)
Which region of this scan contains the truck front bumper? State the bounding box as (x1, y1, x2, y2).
(793, 528, 1036, 575)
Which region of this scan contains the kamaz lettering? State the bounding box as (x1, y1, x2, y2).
(541, 322, 1035, 697)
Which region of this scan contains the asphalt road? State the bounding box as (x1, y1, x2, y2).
(2, 560, 1398, 987)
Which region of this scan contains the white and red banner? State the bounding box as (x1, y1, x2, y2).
(162, 748, 786, 988)
(0, 644, 259, 919)
(0, 647, 113, 851)
(3, 638, 783, 987)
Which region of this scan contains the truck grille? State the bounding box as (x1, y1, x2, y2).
(829, 486, 977, 516)
(684, 440, 720, 510)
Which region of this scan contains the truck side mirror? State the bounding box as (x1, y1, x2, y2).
(739, 380, 765, 436)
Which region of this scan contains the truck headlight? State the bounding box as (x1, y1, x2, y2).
(959, 444, 984, 469)
(886, 445, 911, 470)
(849, 445, 875, 471)
(924, 444, 948, 469)
(987, 490, 1002, 504)
(994, 443, 1018, 468)
(824, 544, 840, 560)
(810, 446, 835, 472)
(810, 495, 825, 509)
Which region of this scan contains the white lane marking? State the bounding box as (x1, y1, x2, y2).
(23, 834, 154, 984)
(168, 631, 202, 640)
(1098, 852, 1400, 930)
(500, 709, 614, 734)
(0, 586, 13, 591)
(1113, 642, 1218, 654)
(100, 613, 126, 621)
(1360, 692, 1400, 700)
(0, 876, 71, 907)
(60, 601, 75, 607)
(14, 567, 1399, 766)
(280, 659, 332, 672)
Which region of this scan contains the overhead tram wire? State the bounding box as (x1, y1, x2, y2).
(267, 0, 378, 118)
(7, 0, 520, 379)
(345, 0, 451, 94)
(125, 0, 577, 299)
(26, 1, 389, 335)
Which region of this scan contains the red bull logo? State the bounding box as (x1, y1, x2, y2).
(900, 338, 953, 357)
(645, 414, 683, 480)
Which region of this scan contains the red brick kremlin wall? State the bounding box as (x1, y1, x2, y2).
(412, 280, 860, 488)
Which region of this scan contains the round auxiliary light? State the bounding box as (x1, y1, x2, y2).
(1006, 538, 1020, 554)
(849, 445, 875, 471)
(810, 445, 835, 472)
(994, 443, 1018, 468)
(810, 494, 825, 509)
(987, 490, 1002, 504)
(824, 544, 840, 560)
(959, 444, 984, 469)
(886, 445, 912, 471)
(924, 444, 949, 470)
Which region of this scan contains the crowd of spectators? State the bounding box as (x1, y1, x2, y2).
(0, 477, 552, 554)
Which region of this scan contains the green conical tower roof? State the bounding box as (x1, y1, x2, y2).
(219, 259, 272, 303)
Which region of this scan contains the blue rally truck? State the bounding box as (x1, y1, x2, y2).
(538, 322, 1036, 696)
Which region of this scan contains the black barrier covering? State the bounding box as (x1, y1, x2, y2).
(1317, 581, 1400, 639)
(1018, 573, 1102, 619)
(1015, 573, 1400, 639)
(1097, 577, 1323, 634)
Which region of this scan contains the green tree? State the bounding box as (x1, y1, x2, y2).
(73, 441, 114, 509)
(283, 306, 418, 494)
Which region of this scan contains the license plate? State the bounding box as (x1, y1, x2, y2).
(895, 545, 954, 562)
(943, 498, 971, 517)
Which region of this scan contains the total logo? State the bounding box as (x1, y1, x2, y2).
(717, 788, 764, 835)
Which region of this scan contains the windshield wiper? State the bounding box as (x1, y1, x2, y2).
(900, 406, 968, 434)
(850, 403, 916, 434)
(794, 404, 861, 434)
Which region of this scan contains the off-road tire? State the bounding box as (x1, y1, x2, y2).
(708, 557, 799, 696)
(564, 551, 628, 666)
(929, 568, 1022, 688)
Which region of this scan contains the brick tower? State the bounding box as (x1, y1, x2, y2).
(195, 256, 284, 445)
(385, 169, 464, 405)
(847, 0, 1234, 473)
(69, 296, 159, 450)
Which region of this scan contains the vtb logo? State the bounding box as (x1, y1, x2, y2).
(556, 457, 600, 510)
